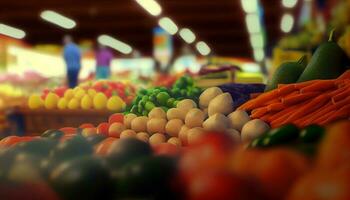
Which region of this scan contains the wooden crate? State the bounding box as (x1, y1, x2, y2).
(12, 107, 114, 135)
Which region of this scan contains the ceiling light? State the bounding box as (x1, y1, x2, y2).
(245, 13, 261, 34)
(241, 0, 259, 13)
(158, 17, 178, 35)
(98, 35, 133, 54)
(253, 48, 265, 61)
(281, 13, 294, 33)
(0, 23, 26, 39)
(135, 0, 162, 16)
(282, 0, 298, 8)
(40, 10, 76, 29)
(196, 41, 211, 56)
(179, 28, 196, 44)
(249, 33, 264, 48)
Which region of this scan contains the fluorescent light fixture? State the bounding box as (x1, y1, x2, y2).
(249, 33, 264, 48)
(241, 0, 258, 13)
(179, 28, 196, 44)
(135, 0, 162, 16)
(281, 13, 294, 33)
(196, 41, 211, 56)
(0, 23, 26, 39)
(40, 10, 76, 29)
(282, 0, 298, 8)
(245, 13, 261, 34)
(158, 17, 178, 35)
(253, 48, 265, 61)
(98, 35, 133, 54)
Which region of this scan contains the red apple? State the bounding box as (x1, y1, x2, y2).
(97, 122, 110, 136)
(108, 113, 124, 124)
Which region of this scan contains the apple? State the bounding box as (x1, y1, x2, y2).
(108, 113, 124, 124)
(97, 123, 110, 136)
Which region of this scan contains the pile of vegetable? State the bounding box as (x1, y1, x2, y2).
(239, 70, 350, 128)
(28, 81, 135, 112)
(0, 120, 350, 200)
(129, 76, 202, 116)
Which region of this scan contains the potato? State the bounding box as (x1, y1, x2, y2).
(136, 132, 150, 142)
(148, 107, 166, 119)
(203, 108, 208, 119)
(165, 119, 184, 137)
(226, 129, 241, 143)
(199, 87, 223, 109)
(179, 125, 190, 145)
(167, 108, 187, 121)
(208, 93, 234, 116)
(168, 137, 182, 147)
(228, 110, 251, 131)
(124, 113, 137, 129)
(187, 127, 205, 145)
(177, 99, 197, 111)
(131, 116, 148, 132)
(149, 133, 166, 146)
(147, 118, 167, 134)
(185, 108, 205, 128)
(108, 122, 126, 138)
(203, 113, 230, 132)
(120, 129, 137, 138)
(241, 119, 270, 143)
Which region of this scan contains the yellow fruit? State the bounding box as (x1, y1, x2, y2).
(57, 98, 68, 110)
(87, 89, 97, 98)
(107, 96, 125, 111)
(74, 89, 86, 100)
(81, 95, 93, 110)
(64, 89, 74, 100)
(93, 93, 108, 110)
(44, 93, 59, 109)
(73, 87, 82, 93)
(68, 98, 80, 109)
(28, 95, 43, 109)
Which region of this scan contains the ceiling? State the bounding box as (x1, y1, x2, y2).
(0, 0, 301, 58)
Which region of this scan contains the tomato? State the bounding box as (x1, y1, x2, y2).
(95, 137, 118, 155)
(79, 123, 95, 129)
(0, 136, 35, 148)
(59, 127, 77, 135)
(108, 113, 124, 124)
(153, 143, 180, 157)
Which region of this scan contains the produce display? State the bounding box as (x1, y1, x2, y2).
(28, 81, 135, 112)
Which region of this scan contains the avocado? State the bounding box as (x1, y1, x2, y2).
(265, 55, 307, 91)
(297, 30, 349, 82)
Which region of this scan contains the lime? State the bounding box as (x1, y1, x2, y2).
(145, 101, 156, 111)
(167, 98, 175, 108)
(156, 92, 170, 106)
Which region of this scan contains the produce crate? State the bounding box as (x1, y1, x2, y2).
(9, 107, 114, 135)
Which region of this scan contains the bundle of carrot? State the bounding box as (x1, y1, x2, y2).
(238, 70, 350, 128)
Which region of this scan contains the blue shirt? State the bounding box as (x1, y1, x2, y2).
(63, 43, 81, 70)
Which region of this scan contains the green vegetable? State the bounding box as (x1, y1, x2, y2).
(131, 105, 138, 114)
(145, 101, 156, 111)
(297, 30, 349, 82)
(299, 124, 325, 143)
(156, 92, 170, 106)
(173, 100, 180, 107)
(167, 98, 175, 108)
(262, 124, 299, 146)
(265, 55, 307, 91)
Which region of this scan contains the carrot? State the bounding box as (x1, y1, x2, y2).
(319, 104, 350, 125)
(277, 84, 296, 95)
(284, 94, 330, 123)
(250, 92, 262, 99)
(300, 80, 336, 93)
(267, 102, 286, 112)
(260, 113, 275, 122)
(267, 103, 303, 122)
(313, 110, 336, 125)
(293, 80, 319, 90)
(328, 85, 347, 96)
(300, 101, 333, 126)
(270, 113, 291, 128)
(263, 98, 281, 107)
(251, 107, 269, 119)
(281, 92, 320, 105)
(277, 84, 287, 88)
(332, 87, 350, 103)
(337, 70, 350, 80)
(238, 89, 280, 110)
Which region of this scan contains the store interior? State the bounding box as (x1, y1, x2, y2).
(0, 0, 349, 199)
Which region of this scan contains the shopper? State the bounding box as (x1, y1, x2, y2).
(63, 35, 81, 88)
(95, 44, 114, 80)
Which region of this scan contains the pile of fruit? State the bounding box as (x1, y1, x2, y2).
(129, 76, 202, 116)
(28, 81, 135, 112)
(0, 120, 349, 200)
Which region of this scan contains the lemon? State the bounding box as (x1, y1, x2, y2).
(28, 94, 43, 109)
(44, 93, 59, 109)
(74, 89, 86, 100)
(64, 89, 75, 100)
(57, 98, 68, 110)
(68, 98, 80, 109)
(81, 95, 93, 110)
(87, 89, 97, 98)
(107, 96, 125, 111)
(93, 92, 108, 110)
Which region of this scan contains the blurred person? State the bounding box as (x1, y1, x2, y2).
(63, 35, 81, 88)
(95, 44, 114, 80)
